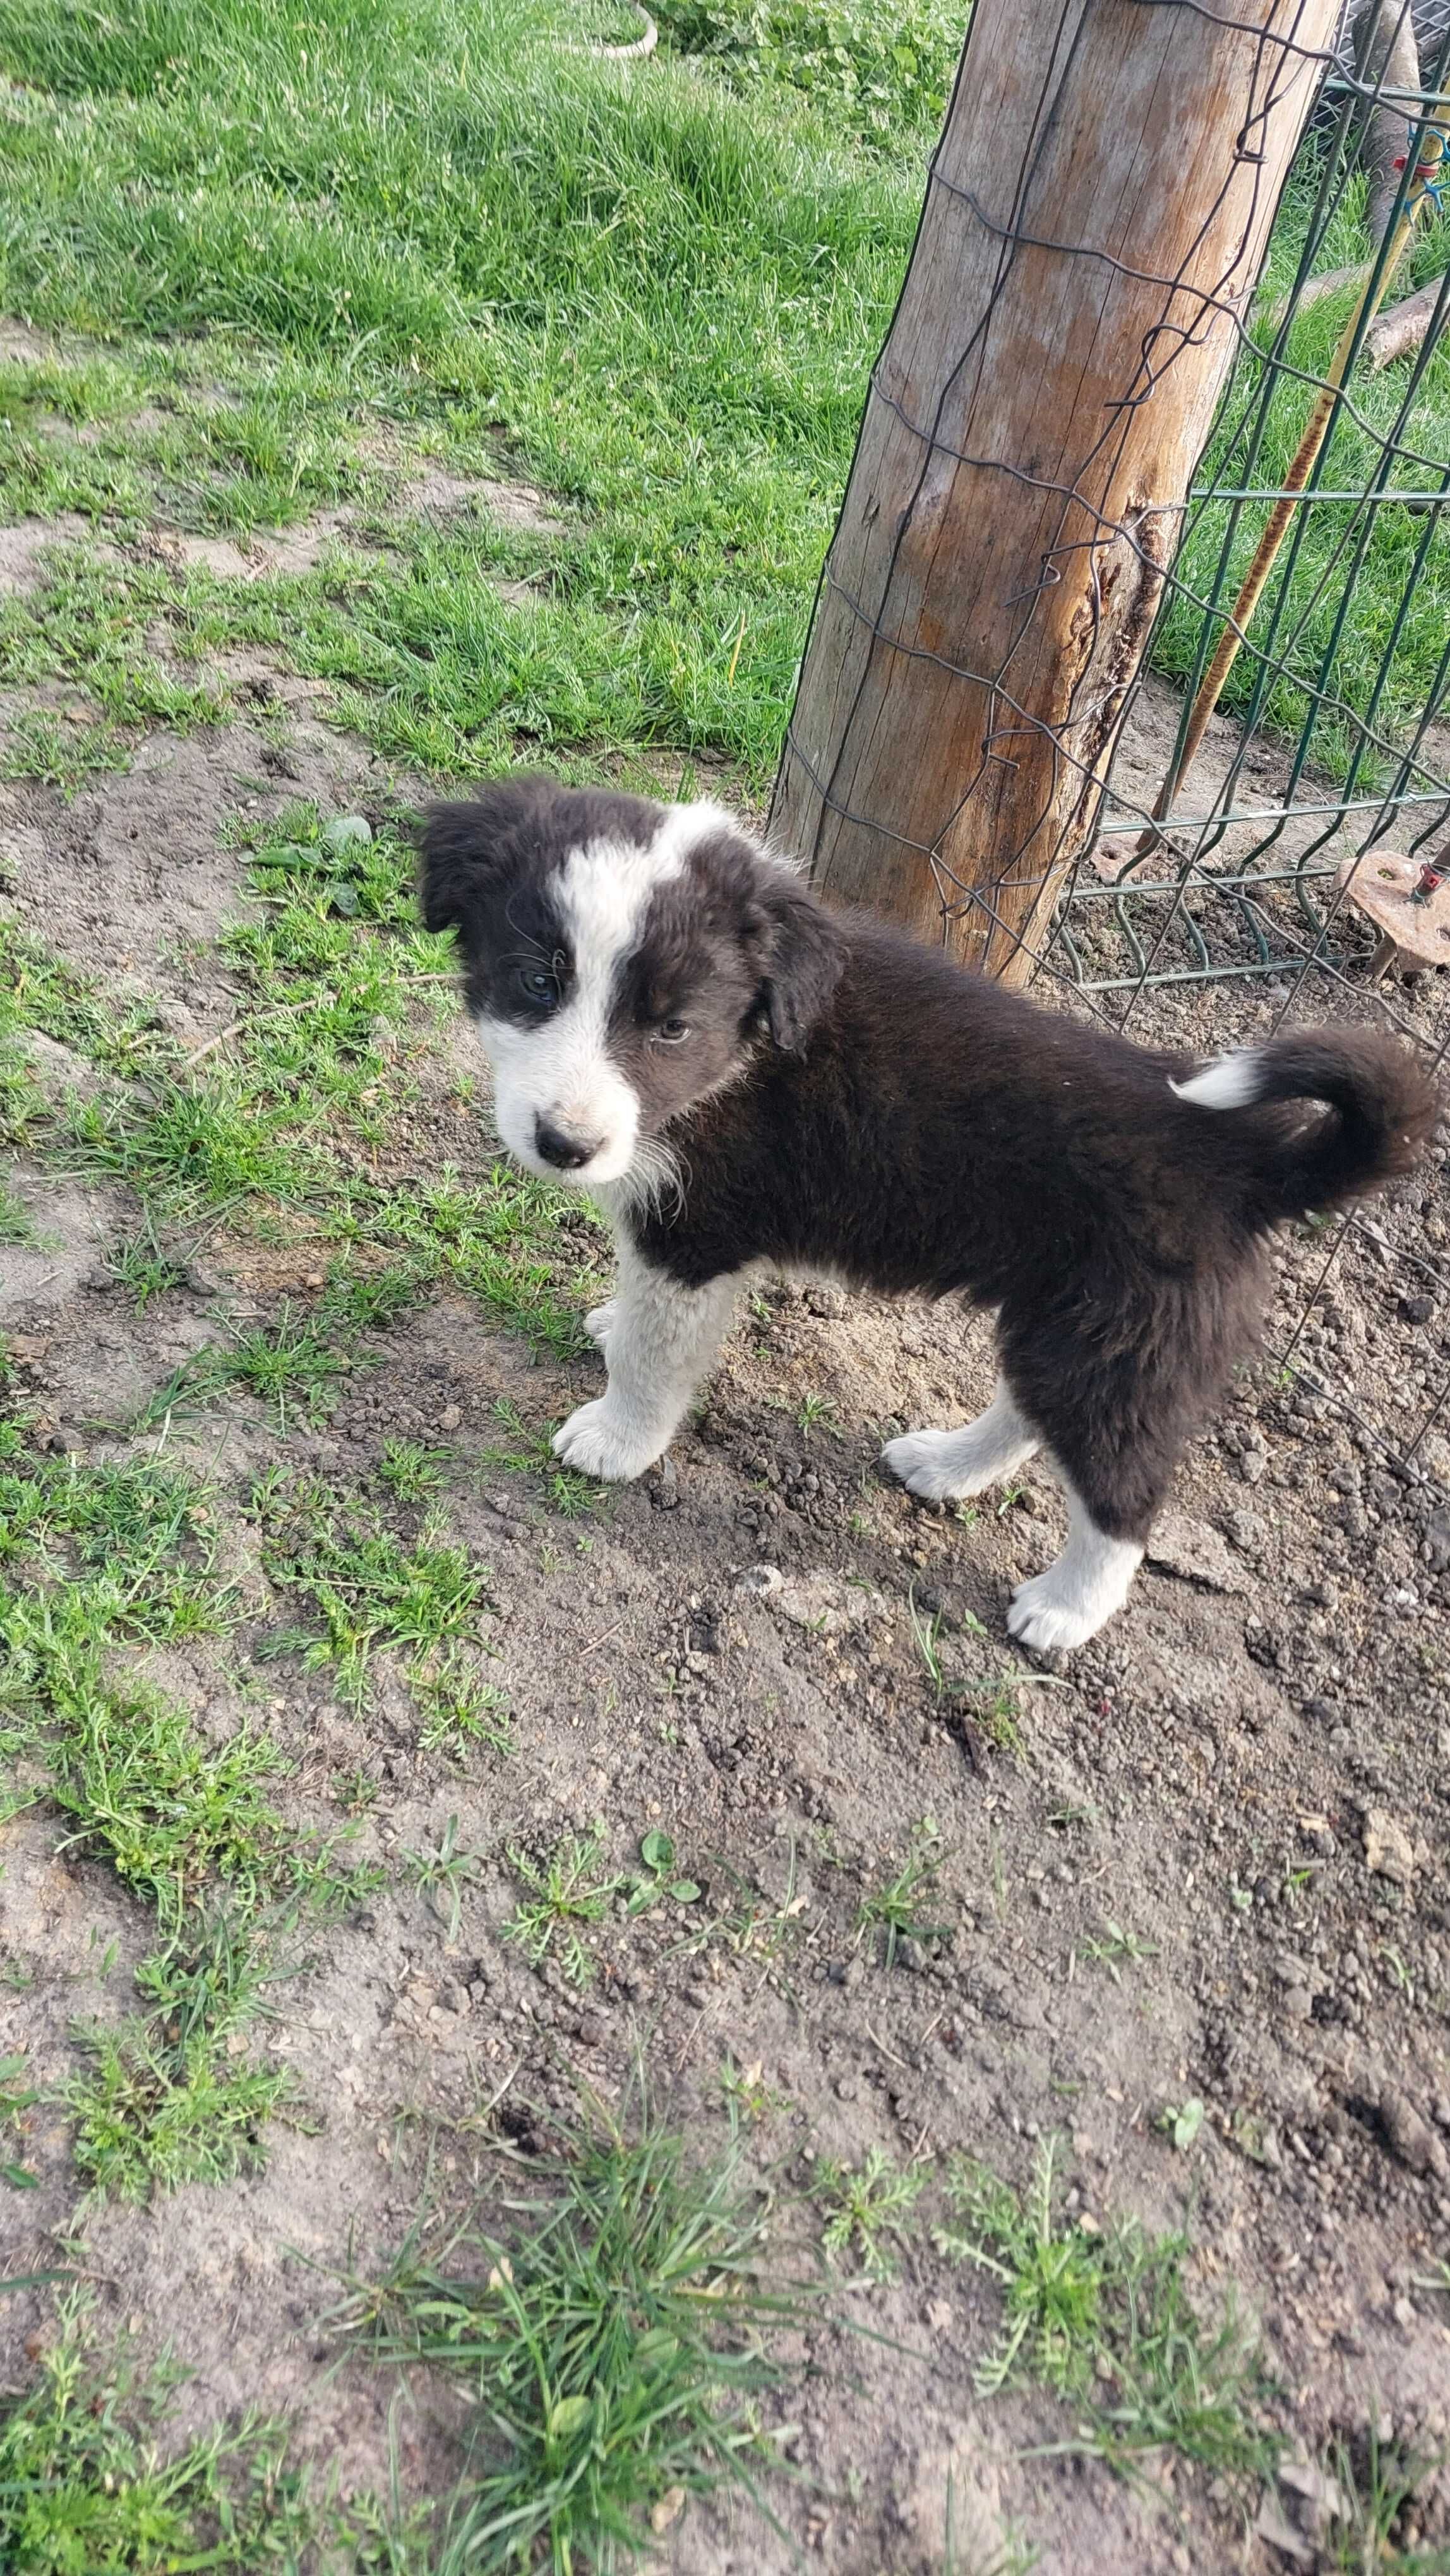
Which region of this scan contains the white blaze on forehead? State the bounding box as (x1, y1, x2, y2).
(476, 801, 734, 1187)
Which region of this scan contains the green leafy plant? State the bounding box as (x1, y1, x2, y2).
(626, 1830, 703, 1915)
(503, 1834, 626, 1984)
(815, 2147, 925, 2281)
(935, 2140, 1273, 2490)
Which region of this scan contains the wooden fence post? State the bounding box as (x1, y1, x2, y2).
(769, 0, 1343, 981)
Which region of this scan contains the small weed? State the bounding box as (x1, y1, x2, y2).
(717, 2057, 787, 2123)
(378, 1438, 452, 1501)
(0, 2293, 318, 2570)
(412, 1646, 513, 1760)
(68, 1912, 296, 2201)
(503, 1834, 625, 1984)
(1079, 1919, 1158, 1984)
(935, 2140, 1271, 2491)
(0, 2051, 40, 2190)
(401, 1815, 480, 1944)
(855, 1816, 950, 1966)
(335, 2101, 810, 2570)
(796, 1392, 839, 1438)
(626, 1829, 703, 1916)
(816, 2147, 926, 2281)
(1154, 2098, 1206, 2154)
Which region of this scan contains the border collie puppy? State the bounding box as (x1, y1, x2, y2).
(420, 777, 1435, 1653)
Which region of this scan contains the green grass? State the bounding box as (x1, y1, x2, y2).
(250, 1470, 492, 1715)
(0, 0, 919, 789)
(333, 2102, 810, 2572)
(68, 1911, 298, 2202)
(854, 1815, 949, 1965)
(935, 2140, 1273, 2494)
(0, 2293, 321, 2572)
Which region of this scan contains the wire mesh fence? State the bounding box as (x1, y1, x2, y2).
(776, 0, 1450, 1498)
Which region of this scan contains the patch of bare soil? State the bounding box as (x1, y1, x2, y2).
(3, 715, 1450, 2574)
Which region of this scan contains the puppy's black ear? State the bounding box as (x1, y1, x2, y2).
(749, 868, 844, 1052)
(416, 777, 558, 938)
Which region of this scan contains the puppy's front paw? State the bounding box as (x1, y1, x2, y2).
(584, 1300, 617, 1351)
(553, 1399, 659, 1482)
(1006, 1573, 1102, 1655)
(882, 1428, 961, 1505)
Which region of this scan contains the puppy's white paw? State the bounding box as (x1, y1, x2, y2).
(584, 1300, 617, 1350)
(553, 1399, 659, 1482)
(882, 1428, 970, 1505)
(1006, 1580, 1095, 1655)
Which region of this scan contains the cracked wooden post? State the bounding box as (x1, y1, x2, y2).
(770, 0, 1341, 982)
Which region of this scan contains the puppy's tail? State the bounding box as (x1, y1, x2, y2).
(1170, 1029, 1437, 1222)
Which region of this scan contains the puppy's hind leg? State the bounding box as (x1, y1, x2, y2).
(882, 1378, 1040, 1505)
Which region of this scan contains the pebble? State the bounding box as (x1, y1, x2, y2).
(1364, 1810, 1417, 1885)
(1381, 2086, 1449, 2179)
(439, 1404, 462, 1432)
(805, 1284, 848, 1318)
(1239, 1451, 1267, 1485)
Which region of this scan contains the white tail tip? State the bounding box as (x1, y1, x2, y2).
(1170, 1049, 1264, 1111)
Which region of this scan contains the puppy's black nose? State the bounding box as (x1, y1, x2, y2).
(535, 1116, 602, 1171)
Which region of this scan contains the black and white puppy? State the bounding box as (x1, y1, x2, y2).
(420, 775, 1435, 1653)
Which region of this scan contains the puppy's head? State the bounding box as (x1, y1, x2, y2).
(419, 775, 841, 1189)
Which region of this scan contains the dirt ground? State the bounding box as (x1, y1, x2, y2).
(4, 667, 1450, 2573)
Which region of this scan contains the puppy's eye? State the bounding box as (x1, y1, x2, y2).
(517, 967, 560, 1011)
(655, 1017, 690, 1046)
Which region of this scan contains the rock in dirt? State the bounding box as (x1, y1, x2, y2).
(1364, 1810, 1417, 1885)
(734, 1563, 783, 1599)
(1146, 1510, 1252, 1594)
(1254, 2492, 1314, 2565)
(1379, 2085, 1449, 2179)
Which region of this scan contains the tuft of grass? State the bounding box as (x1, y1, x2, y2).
(1317, 2426, 1450, 2574)
(935, 2140, 1273, 2493)
(0, 2293, 320, 2572)
(105, 1217, 191, 1309)
(854, 1814, 949, 1966)
(0, 707, 133, 794)
(377, 1438, 453, 1503)
(503, 1833, 626, 1984)
(332, 2103, 810, 2573)
(68, 1912, 298, 2202)
(251, 1471, 490, 1715)
(0, 1179, 41, 1244)
(815, 2147, 925, 2281)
